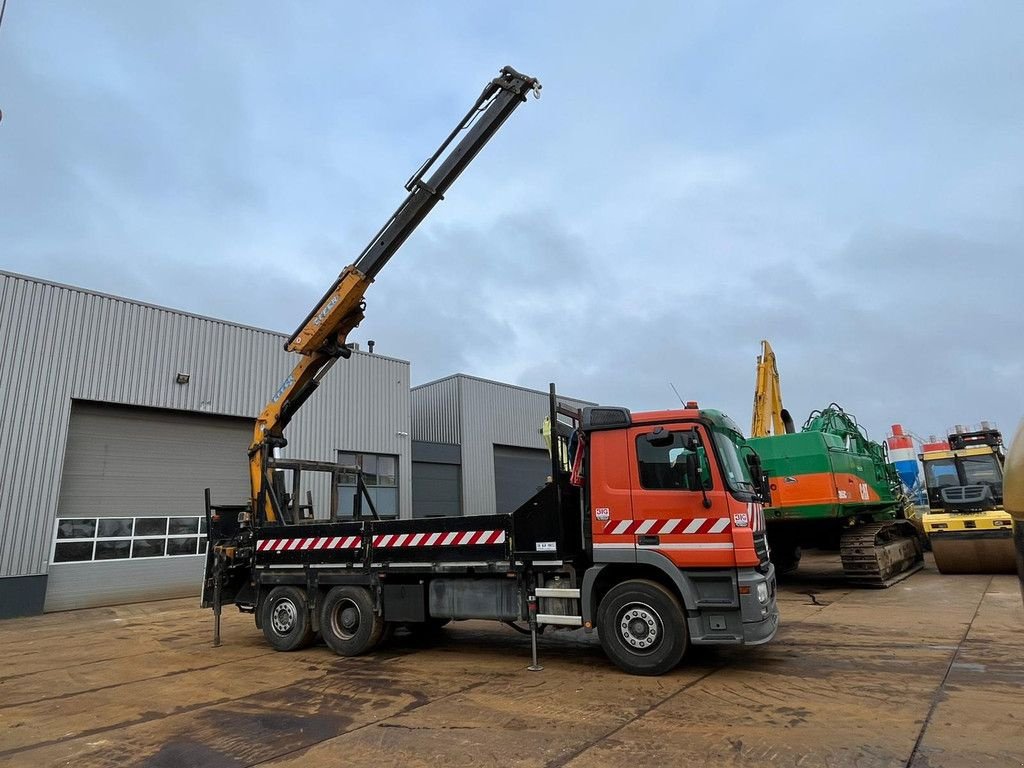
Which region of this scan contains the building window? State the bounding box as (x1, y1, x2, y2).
(50, 516, 208, 564)
(336, 452, 399, 518)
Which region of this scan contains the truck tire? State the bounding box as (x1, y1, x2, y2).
(260, 586, 315, 652)
(320, 586, 385, 656)
(597, 580, 688, 676)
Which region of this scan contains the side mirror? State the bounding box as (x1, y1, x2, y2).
(745, 452, 771, 504)
(684, 452, 700, 490)
(745, 452, 760, 477)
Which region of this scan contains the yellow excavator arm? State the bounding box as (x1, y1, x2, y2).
(750, 340, 795, 437)
(249, 67, 541, 524)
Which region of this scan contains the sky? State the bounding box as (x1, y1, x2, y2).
(1, 2, 1022, 445)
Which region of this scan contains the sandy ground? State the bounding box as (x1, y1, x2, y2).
(1, 552, 1021, 768)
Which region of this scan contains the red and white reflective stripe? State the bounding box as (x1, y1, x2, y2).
(600, 518, 732, 536)
(747, 502, 766, 532)
(257, 530, 507, 552)
(371, 530, 506, 547)
(257, 535, 361, 552)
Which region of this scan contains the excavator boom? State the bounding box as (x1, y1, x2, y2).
(750, 340, 794, 437)
(249, 67, 541, 524)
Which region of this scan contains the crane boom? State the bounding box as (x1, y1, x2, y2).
(750, 339, 794, 437)
(250, 66, 541, 524)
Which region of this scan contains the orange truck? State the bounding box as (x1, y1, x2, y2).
(206, 392, 778, 675)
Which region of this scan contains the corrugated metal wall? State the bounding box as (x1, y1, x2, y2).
(410, 375, 461, 445)
(412, 375, 592, 517)
(45, 558, 215, 613)
(0, 271, 412, 579)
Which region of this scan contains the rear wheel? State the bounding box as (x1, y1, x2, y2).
(320, 586, 385, 656)
(260, 586, 314, 651)
(597, 580, 688, 676)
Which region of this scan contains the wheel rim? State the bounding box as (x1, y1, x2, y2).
(330, 597, 361, 641)
(270, 598, 298, 636)
(616, 601, 663, 654)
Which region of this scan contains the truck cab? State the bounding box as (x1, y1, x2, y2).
(582, 405, 777, 659)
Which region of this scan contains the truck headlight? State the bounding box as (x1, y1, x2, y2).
(756, 582, 769, 604)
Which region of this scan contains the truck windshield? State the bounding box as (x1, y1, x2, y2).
(712, 428, 756, 494)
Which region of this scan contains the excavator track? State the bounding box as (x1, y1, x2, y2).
(840, 520, 924, 588)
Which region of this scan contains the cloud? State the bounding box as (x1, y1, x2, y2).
(2, 1, 1023, 446)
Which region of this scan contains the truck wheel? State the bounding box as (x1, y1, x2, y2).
(320, 586, 385, 656)
(260, 586, 314, 651)
(597, 580, 688, 676)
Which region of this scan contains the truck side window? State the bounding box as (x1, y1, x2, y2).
(636, 430, 712, 491)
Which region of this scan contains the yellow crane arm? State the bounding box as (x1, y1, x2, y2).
(248, 67, 541, 524)
(248, 267, 371, 525)
(750, 339, 794, 437)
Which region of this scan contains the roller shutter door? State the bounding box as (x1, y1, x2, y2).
(411, 462, 461, 518)
(493, 445, 550, 514)
(44, 402, 251, 611)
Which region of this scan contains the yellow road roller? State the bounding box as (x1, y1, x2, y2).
(920, 425, 1015, 573)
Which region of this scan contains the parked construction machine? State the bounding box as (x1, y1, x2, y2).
(919, 425, 1015, 574)
(201, 68, 778, 677)
(747, 340, 923, 586)
(1004, 422, 1024, 601)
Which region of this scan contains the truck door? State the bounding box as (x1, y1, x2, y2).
(623, 424, 737, 568)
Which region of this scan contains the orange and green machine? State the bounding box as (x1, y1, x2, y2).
(746, 342, 922, 587)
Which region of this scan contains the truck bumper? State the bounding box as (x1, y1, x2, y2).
(741, 600, 779, 644)
(738, 563, 779, 645)
(686, 563, 779, 646)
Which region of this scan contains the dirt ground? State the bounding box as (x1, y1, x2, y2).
(1, 552, 1021, 768)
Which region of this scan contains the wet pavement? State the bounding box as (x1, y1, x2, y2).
(0, 552, 1021, 768)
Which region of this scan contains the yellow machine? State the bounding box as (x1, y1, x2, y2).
(750, 340, 794, 438)
(1003, 422, 1024, 600)
(919, 425, 1016, 574)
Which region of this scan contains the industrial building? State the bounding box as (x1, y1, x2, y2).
(0, 271, 412, 617)
(411, 375, 593, 518)
(0, 272, 591, 617)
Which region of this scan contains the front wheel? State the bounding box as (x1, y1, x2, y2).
(597, 580, 688, 676)
(319, 586, 385, 656)
(260, 586, 315, 651)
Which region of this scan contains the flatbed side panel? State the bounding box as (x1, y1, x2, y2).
(254, 521, 365, 566)
(511, 482, 584, 561)
(368, 515, 511, 563)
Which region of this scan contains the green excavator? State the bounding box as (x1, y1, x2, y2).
(747, 341, 923, 587)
